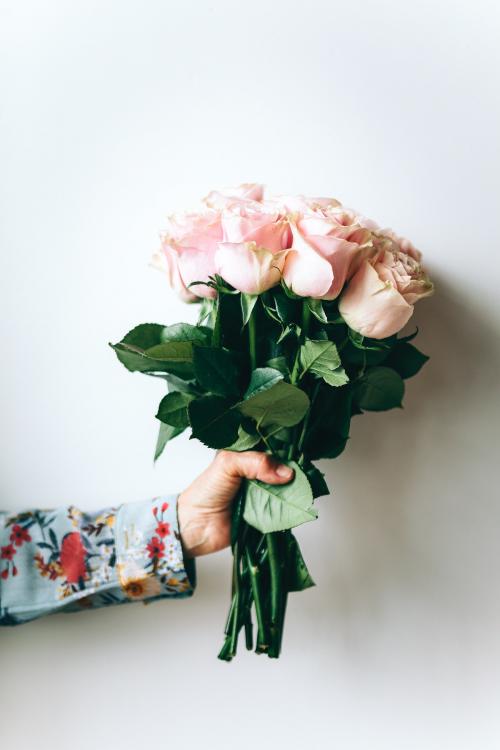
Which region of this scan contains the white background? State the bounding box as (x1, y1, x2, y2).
(1, 1, 500, 748)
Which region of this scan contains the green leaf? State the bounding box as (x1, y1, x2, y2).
(304, 463, 330, 499)
(277, 323, 300, 343)
(241, 294, 259, 327)
(307, 299, 327, 324)
(110, 340, 195, 378)
(384, 343, 429, 379)
(154, 422, 183, 461)
(111, 323, 212, 378)
(122, 322, 211, 347)
(227, 425, 261, 451)
(348, 328, 391, 352)
(158, 323, 212, 344)
(243, 461, 317, 533)
(261, 299, 282, 324)
(273, 289, 301, 325)
(239, 381, 309, 428)
(165, 374, 202, 395)
(303, 385, 353, 460)
(398, 328, 419, 344)
(197, 298, 215, 326)
(193, 346, 242, 397)
(355, 367, 405, 411)
(244, 368, 284, 398)
(285, 532, 315, 591)
(300, 338, 340, 372)
(299, 339, 348, 387)
(156, 392, 194, 428)
(188, 395, 241, 449)
(264, 356, 290, 379)
(120, 323, 167, 349)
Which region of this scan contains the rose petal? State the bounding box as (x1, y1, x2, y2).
(215, 242, 287, 294)
(339, 261, 414, 339)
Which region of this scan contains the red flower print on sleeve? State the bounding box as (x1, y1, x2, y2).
(1, 544, 17, 578)
(60, 532, 87, 584)
(9, 524, 32, 546)
(147, 537, 165, 560)
(1, 544, 16, 561)
(155, 521, 171, 538)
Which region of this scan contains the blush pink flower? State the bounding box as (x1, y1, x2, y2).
(274, 194, 342, 214)
(339, 245, 434, 339)
(221, 201, 292, 252)
(153, 211, 223, 300)
(215, 242, 288, 295)
(204, 183, 265, 209)
(282, 207, 375, 300)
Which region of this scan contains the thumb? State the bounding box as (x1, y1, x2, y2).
(215, 451, 294, 485)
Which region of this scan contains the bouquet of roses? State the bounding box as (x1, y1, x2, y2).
(111, 183, 433, 660)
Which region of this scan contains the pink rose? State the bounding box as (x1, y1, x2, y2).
(274, 194, 342, 213)
(215, 242, 288, 295)
(282, 207, 375, 299)
(155, 211, 223, 299)
(376, 228, 422, 261)
(339, 247, 434, 339)
(150, 245, 198, 303)
(204, 183, 265, 209)
(221, 201, 292, 251)
(214, 202, 292, 294)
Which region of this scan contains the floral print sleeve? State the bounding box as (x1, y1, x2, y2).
(0, 496, 195, 626)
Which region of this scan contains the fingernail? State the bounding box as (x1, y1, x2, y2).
(276, 464, 293, 478)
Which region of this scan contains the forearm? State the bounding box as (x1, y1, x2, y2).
(0, 495, 195, 626)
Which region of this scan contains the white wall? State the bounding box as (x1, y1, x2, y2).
(1, 1, 499, 748)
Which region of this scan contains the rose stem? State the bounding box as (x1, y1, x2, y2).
(212, 296, 222, 348)
(223, 593, 236, 635)
(248, 300, 258, 370)
(296, 380, 321, 461)
(240, 551, 254, 650)
(228, 539, 243, 656)
(218, 634, 233, 661)
(276, 532, 290, 654)
(245, 546, 269, 653)
(301, 298, 311, 337)
(266, 532, 283, 658)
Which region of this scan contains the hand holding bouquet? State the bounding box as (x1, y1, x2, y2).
(111, 183, 433, 660)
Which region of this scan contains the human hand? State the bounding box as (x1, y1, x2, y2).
(177, 451, 294, 558)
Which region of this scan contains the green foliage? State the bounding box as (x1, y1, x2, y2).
(303, 461, 330, 499)
(299, 338, 349, 387)
(355, 366, 405, 411)
(285, 532, 315, 591)
(241, 294, 259, 327)
(156, 392, 194, 428)
(188, 395, 242, 449)
(244, 367, 284, 398)
(193, 346, 243, 397)
(154, 422, 183, 461)
(384, 342, 429, 379)
(110, 339, 195, 378)
(264, 356, 290, 379)
(304, 384, 353, 460)
(113, 291, 431, 662)
(243, 461, 317, 533)
(110, 322, 211, 379)
(239, 380, 309, 428)
(307, 298, 327, 324)
(228, 426, 261, 452)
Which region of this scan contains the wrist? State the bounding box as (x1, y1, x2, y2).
(177, 492, 209, 558)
